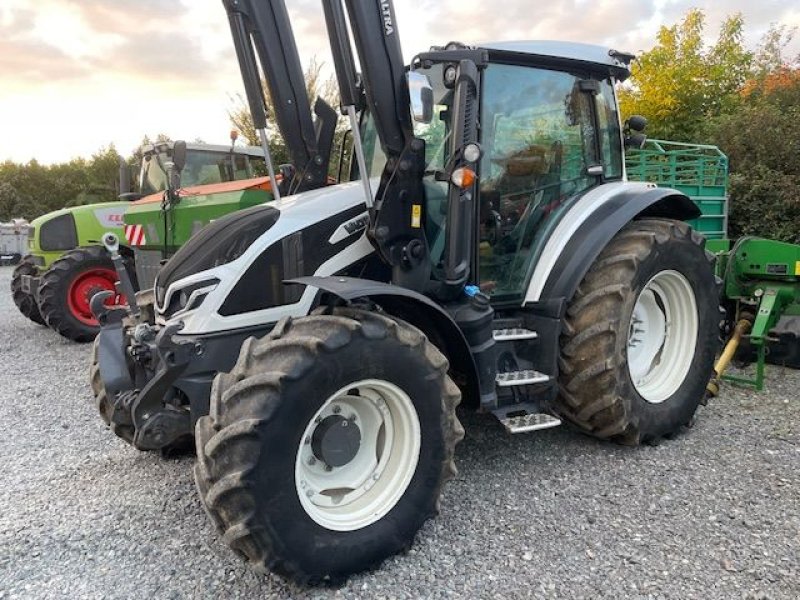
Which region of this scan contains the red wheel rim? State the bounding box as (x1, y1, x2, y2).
(66, 267, 125, 327)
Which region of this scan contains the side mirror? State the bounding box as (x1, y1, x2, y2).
(625, 132, 648, 149)
(407, 71, 434, 124)
(165, 140, 187, 196)
(626, 115, 647, 132)
(171, 140, 187, 173)
(623, 115, 648, 149)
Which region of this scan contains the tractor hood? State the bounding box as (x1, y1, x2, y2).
(30, 200, 129, 255)
(154, 179, 374, 333)
(132, 176, 274, 205)
(123, 178, 275, 253)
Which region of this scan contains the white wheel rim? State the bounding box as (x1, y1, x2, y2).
(295, 379, 421, 531)
(626, 270, 698, 404)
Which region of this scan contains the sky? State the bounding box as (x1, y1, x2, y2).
(1, 0, 798, 165)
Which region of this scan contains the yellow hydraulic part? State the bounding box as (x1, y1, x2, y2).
(706, 319, 753, 398)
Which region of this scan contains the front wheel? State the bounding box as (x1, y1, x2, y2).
(194, 308, 463, 584)
(556, 218, 720, 445)
(10, 255, 45, 325)
(38, 246, 133, 343)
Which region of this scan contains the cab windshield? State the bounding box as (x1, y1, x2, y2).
(138, 149, 267, 195)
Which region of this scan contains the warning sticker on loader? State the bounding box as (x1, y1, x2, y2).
(796, 260, 800, 276)
(411, 204, 421, 228)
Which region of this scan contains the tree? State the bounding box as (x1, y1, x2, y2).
(227, 57, 343, 173)
(711, 67, 800, 243)
(0, 181, 22, 220)
(618, 10, 753, 141)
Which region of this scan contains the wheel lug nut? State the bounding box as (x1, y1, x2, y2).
(306, 489, 314, 498)
(304, 436, 311, 445)
(333, 405, 341, 414)
(307, 456, 316, 465)
(325, 464, 333, 472)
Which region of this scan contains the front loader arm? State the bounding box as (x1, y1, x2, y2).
(223, 0, 334, 193)
(329, 0, 429, 292)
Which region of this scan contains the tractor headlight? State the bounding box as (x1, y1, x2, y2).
(165, 278, 220, 317)
(463, 143, 482, 163)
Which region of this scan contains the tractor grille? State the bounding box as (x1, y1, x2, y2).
(133, 249, 164, 291)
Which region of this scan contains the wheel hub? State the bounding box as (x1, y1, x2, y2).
(311, 414, 361, 467)
(626, 270, 698, 404)
(295, 380, 421, 532)
(67, 267, 122, 326)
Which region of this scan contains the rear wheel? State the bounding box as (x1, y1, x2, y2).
(194, 308, 463, 583)
(10, 255, 45, 325)
(556, 218, 719, 444)
(38, 246, 133, 343)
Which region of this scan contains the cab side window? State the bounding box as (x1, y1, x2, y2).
(478, 64, 597, 299)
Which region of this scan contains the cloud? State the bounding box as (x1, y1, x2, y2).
(0, 38, 92, 85)
(1, 0, 798, 165)
(0, 0, 225, 88)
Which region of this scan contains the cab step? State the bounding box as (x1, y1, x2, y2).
(491, 403, 562, 434)
(493, 327, 538, 342)
(496, 369, 550, 387)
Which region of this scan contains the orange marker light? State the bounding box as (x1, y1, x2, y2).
(451, 167, 476, 188)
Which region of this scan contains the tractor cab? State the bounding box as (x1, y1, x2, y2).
(402, 42, 629, 302)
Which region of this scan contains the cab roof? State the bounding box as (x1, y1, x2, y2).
(479, 40, 633, 80)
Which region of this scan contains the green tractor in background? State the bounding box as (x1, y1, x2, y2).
(11, 140, 272, 342)
(626, 139, 800, 387)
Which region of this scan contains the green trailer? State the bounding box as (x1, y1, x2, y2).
(626, 138, 729, 241)
(626, 138, 799, 389)
(11, 141, 271, 342)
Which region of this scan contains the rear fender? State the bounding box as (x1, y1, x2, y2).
(525, 184, 700, 305)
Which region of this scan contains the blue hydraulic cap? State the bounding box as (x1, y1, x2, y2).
(464, 285, 480, 297)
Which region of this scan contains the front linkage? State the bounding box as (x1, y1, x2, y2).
(91, 234, 196, 451)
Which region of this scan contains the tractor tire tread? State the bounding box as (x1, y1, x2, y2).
(10, 255, 45, 325)
(194, 308, 462, 584)
(556, 218, 718, 445)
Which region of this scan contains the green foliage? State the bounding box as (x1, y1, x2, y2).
(727, 167, 800, 244)
(0, 145, 124, 221)
(620, 8, 799, 243)
(711, 69, 800, 243)
(618, 9, 753, 142)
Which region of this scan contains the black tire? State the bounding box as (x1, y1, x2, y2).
(38, 246, 134, 343)
(556, 218, 719, 445)
(194, 308, 463, 584)
(10, 255, 45, 325)
(90, 337, 135, 445)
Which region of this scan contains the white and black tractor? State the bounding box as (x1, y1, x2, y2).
(90, 0, 720, 584)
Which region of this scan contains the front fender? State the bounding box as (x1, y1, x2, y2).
(291, 276, 481, 407)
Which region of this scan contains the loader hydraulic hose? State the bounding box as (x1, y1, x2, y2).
(706, 318, 753, 398)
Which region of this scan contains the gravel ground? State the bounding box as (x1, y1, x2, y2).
(0, 264, 798, 600)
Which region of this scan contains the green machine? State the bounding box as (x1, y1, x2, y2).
(11, 141, 270, 342)
(707, 238, 800, 393)
(626, 139, 728, 240)
(626, 139, 800, 392)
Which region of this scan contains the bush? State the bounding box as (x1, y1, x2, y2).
(727, 165, 800, 244)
